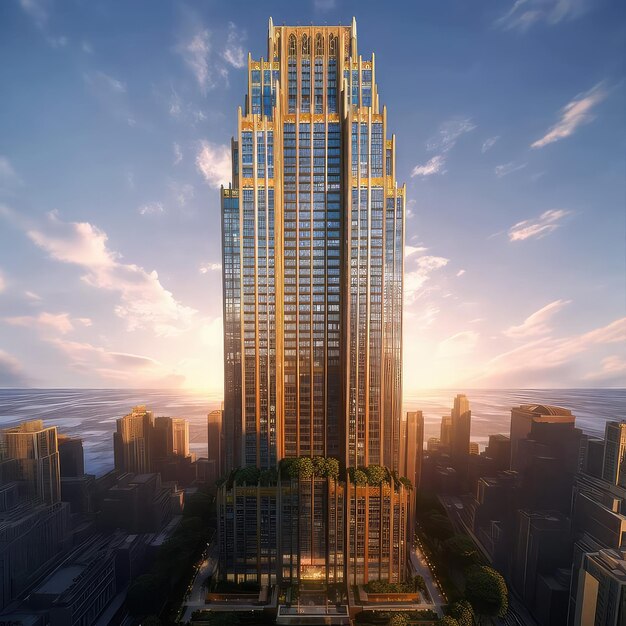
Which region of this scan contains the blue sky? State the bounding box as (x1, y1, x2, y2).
(0, 0, 624, 391)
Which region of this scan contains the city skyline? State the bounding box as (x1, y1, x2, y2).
(0, 0, 625, 392)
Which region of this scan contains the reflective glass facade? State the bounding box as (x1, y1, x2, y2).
(220, 18, 407, 585)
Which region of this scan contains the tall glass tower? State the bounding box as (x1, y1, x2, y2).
(220, 18, 408, 586)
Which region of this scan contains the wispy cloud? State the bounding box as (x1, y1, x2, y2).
(222, 22, 246, 69)
(472, 317, 626, 386)
(413, 117, 476, 177)
(169, 181, 194, 209)
(495, 161, 527, 178)
(48, 337, 185, 387)
(411, 155, 446, 178)
(584, 355, 626, 382)
(508, 209, 570, 241)
(482, 136, 500, 153)
(178, 29, 213, 94)
(138, 202, 165, 216)
(456, 269, 466, 277)
(404, 255, 449, 304)
(196, 141, 231, 188)
(0, 349, 30, 387)
(24, 290, 42, 301)
(5, 312, 91, 335)
(0, 156, 22, 192)
(531, 82, 608, 148)
(83, 71, 135, 126)
(504, 299, 571, 338)
(199, 262, 222, 274)
(495, 0, 593, 32)
(437, 330, 479, 358)
(426, 118, 476, 153)
(0, 270, 5, 292)
(173, 142, 183, 165)
(19, 0, 48, 28)
(25, 211, 197, 336)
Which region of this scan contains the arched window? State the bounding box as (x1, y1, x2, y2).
(315, 33, 324, 56)
(329, 35, 336, 57)
(288, 34, 296, 57)
(302, 34, 310, 56)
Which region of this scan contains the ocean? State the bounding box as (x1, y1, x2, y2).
(0, 388, 624, 476)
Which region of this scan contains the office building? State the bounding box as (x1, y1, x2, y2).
(602, 421, 626, 487)
(113, 406, 154, 474)
(219, 18, 408, 585)
(572, 548, 626, 626)
(510, 404, 574, 472)
(450, 394, 471, 472)
(207, 408, 223, 476)
(57, 436, 84, 478)
(440, 415, 452, 447)
(2, 421, 61, 505)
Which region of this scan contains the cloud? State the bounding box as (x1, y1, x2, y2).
(222, 22, 246, 69)
(0, 270, 5, 293)
(495, 0, 593, 31)
(48, 337, 185, 387)
(584, 356, 626, 382)
(26, 212, 197, 336)
(405, 245, 429, 258)
(412, 118, 475, 178)
(504, 299, 571, 338)
(173, 142, 183, 165)
(495, 161, 527, 177)
(0, 349, 30, 387)
(84, 70, 125, 94)
(138, 202, 165, 216)
(169, 181, 195, 208)
(411, 155, 446, 178)
(178, 29, 213, 94)
(199, 262, 222, 274)
(0, 156, 22, 192)
(404, 255, 449, 304)
(4, 312, 92, 335)
(437, 331, 479, 358)
(473, 316, 626, 385)
(427, 118, 476, 153)
(508, 209, 570, 241)
(314, 0, 336, 9)
(196, 141, 231, 188)
(531, 83, 608, 148)
(456, 269, 466, 277)
(81, 40, 93, 54)
(83, 71, 135, 125)
(24, 290, 41, 301)
(19, 0, 48, 28)
(481, 136, 500, 153)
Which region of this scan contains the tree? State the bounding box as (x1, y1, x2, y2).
(388, 613, 409, 626)
(366, 465, 389, 486)
(465, 566, 508, 621)
(448, 600, 475, 626)
(126, 572, 165, 616)
(351, 468, 368, 486)
(437, 617, 459, 626)
(444, 534, 481, 568)
(420, 511, 454, 542)
(294, 456, 314, 479)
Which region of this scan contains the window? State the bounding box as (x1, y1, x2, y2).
(302, 34, 310, 56)
(288, 34, 296, 56)
(315, 33, 324, 56)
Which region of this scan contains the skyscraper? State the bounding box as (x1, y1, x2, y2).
(2, 420, 61, 505)
(450, 393, 471, 471)
(219, 18, 409, 586)
(602, 421, 626, 487)
(113, 406, 154, 474)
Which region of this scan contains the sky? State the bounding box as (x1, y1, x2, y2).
(0, 0, 624, 392)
